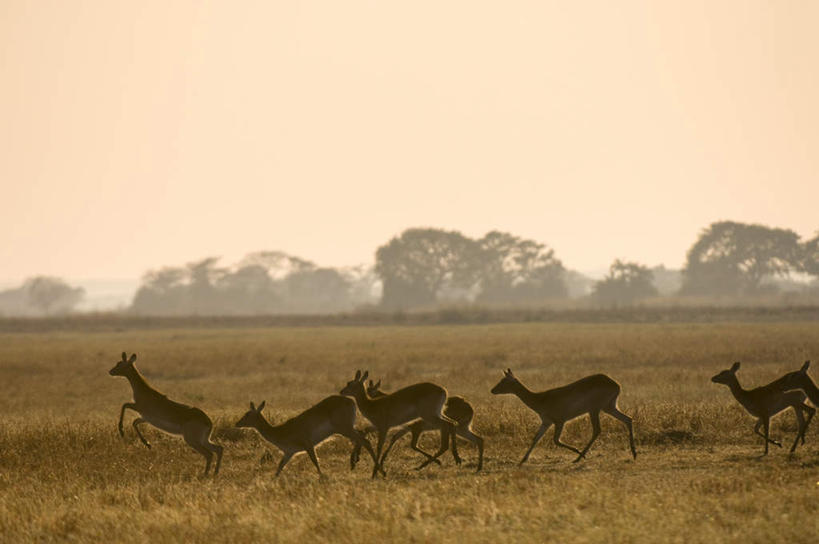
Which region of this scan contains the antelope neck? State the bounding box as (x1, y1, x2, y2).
(722, 376, 753, 407)
(509, 380, 539, 411)
(123, 367, 153, 396)
(354, 388, 380, 413)
(253, 415, 284, 445)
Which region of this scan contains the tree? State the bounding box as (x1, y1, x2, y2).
(375, 228, 480, 309)
(283, 267, 352, 313)
(23, 276, 85, 315)
(475, 231, 567, 304)
(216, 264, 280, 314)
(681, 221, 803, 296)
(186, 257, 226, 314)
(593, 260, 657, 306)
(803, 233, 819, 278)
(131, 267, 188, 314)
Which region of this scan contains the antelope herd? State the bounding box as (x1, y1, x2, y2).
(109, 352, 818, 478)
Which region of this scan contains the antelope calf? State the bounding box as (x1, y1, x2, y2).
(712, 361, 814, 454)
(235, 396, 379, 478)
(109, 352, 223, 476)
(340, 370, 460, 478)
(491, 368, 636, 464)
(351, 379, 484, 472)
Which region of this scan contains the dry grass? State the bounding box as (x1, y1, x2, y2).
(1, 322, 818, 542)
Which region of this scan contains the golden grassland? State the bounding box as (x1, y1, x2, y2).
(1, 322, 818, 542)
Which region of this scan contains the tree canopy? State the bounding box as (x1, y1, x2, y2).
(681, 221, 803, 296)
(375, 228, 566, 309)
(0, 277, 84, 316)
(593, 260, 657, 306)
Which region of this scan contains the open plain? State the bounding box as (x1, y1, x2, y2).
(1, 320, 818, 542)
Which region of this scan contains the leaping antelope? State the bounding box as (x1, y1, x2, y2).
(235, 396, 380, 478)
(109, 352, 223, 476)
(351, 379, 483, 472)
(491, 368, 637, 464)
(340, 370, 460, 478)
(712, 361, 814, 455)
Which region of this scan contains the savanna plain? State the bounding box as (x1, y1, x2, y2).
(1, 320, 818, 543)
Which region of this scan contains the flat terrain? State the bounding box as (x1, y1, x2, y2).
(1, 322, 818, 542)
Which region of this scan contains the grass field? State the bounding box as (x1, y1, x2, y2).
(1, 321, 818, 542)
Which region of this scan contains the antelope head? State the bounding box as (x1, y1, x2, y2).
(491, 368, 519, 395)
(109, 352, 137, 377)
(340, 370, 369, 397)
(235, 401, 267, 428)
(365, 379, 383, 397)
(711, 361, 741, 385)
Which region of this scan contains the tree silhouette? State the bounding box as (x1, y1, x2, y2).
(593, 260, 657, 305)
(803, 233, 819, 279)
(26, 277, 84, 315)
(375, 228, 480, 309)
(681, 221, 803, 296)
(476, 231, 566, 304)
(0, 277, 84, 316)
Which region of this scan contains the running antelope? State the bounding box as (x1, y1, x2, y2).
(769, 361, 819, 408)
(235, 397, 379, 478)
(109, 352, 223, 476)
(351, 379, 484, 472)
(491, 368, 637, 464)
(340, 370, 460, 478)
(711, 362, 813, 455)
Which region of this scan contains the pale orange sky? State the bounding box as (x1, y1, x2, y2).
(1, 1, 818, 282)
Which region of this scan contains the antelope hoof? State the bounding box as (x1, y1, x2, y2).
(454, 456, 463, 466)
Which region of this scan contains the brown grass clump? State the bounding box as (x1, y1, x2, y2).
(1, 322, 818, 542)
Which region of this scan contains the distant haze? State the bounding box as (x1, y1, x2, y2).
(2, 1, 818, 282)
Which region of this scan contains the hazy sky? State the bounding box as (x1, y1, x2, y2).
(2, 1, 818, 282)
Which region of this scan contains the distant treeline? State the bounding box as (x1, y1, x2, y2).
(1, 221, 817, 316)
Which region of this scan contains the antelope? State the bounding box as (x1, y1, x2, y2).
(769, 361, 819, 407)
(234, 396, 379, 478)
(711, 361, 813, 455)
(340, 370, 460, 478)
(490, 368, 637, 464)
(109, 352, 223, 476)
(351, 379, 484, 472)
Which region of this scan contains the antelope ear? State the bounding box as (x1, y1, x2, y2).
(802, 361, 810, 372)
(121, 352, 128, 362)
(361, 370, 369, 382)
(258, 401, 266, 412)
(374, 379, 381, 389)
(731, 361, 740, 372)
(250, 401, 256, 411)
(128, 353, 137, 364)
(354, 370, 361, 381)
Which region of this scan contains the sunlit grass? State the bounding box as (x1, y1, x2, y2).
(1, 322, 818, 542)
